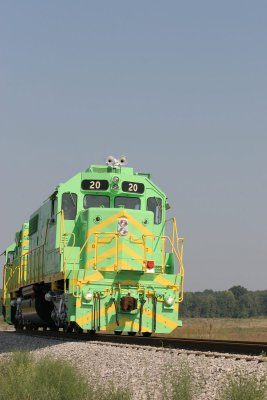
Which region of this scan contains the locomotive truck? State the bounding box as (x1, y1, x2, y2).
(2, 156, 184, 336)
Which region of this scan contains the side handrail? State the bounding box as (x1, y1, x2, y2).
(62, 232, 76, 293)
(59, 209, 77, 292)
(5, 245, 46, 291)
(71, 234, 94, 297)
(143, 233, 184, 302)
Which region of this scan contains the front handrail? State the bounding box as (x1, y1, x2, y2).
(143, 232, 184, 302)
(94, 232, 119, 270)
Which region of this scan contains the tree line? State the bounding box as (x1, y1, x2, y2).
(180, 286, 267, 318)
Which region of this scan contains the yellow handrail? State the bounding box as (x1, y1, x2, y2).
(59, 209, 77, 292)
(71, 234, 93, 297)
(144, 224, 184, 302)
(93, 232, 119, 271)
(4, 245, 46, 292)
(62, 232, 76, 293)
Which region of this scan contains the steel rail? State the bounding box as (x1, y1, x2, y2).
(9, 329, 267, 357)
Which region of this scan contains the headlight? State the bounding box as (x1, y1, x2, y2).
(112, 176, 119, 183)
(165, 296, 174, 306)
(118, 217, 128, 236)
(84, 292, 93, 301)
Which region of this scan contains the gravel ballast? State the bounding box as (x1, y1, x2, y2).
(0, 331, 266, 399)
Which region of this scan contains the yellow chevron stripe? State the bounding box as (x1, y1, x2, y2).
(86, 235, 153, 256)
(142, 308, 177, 330)
(86, 211, 127, 237)
(86, 210, 153, 244)
(129, 234, 153, 255)
(124, 211, 153, 237)
(72, 271, 103, 286)
(76, 306, 140, 331)
(75, 304, 177, 331)
(86, 238, 115, 254)
(85, 243, 144, 268)
(100, 262, 135, 271)
(86, 246, 117, 268)
(104, 319, 140, 332)
(155, 275, 176, 287)
(76, 304, 112, 326)
(119, 243, 143, 261)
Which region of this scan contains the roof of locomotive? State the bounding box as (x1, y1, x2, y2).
(85, 164, 151, 179)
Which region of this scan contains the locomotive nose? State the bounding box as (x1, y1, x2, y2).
(82, 208, 153, 271)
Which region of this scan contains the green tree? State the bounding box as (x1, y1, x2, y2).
(229, 286, 248, 299)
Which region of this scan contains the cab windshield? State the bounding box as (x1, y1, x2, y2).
(84, 195, 110, 208)
(114, 196, 140, 210)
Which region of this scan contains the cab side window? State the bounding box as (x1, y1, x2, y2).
(7, 251, 15, 265)
(51, 196, 57, 222)
(62, 193, 77, 220)
(147, 197, 162, 224)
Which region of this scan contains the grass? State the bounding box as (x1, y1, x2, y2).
(168, 365, 196, 400)
(170, 317, 267, 341)
(0, 352, 131, 400)
(0, 351, 265, 400)
(218, 372, 267, 400)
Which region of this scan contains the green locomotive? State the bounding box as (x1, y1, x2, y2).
(2, 157, 184, 335)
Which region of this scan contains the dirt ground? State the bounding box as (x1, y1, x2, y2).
(170, 317, 267, 341)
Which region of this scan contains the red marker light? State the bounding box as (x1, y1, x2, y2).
(147, 261, 155, 269)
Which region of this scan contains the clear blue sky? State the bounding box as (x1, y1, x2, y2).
(0, 1, 266, 291)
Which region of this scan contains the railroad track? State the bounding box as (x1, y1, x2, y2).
(9, 329, 267, 359)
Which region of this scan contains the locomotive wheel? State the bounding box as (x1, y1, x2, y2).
(74, 326, 83, 333)
(128, 332, 136, 336)
(63, 325, 73, 333)
(26, 325, 33, 331)
(15, 324, 23, 331)
(142, 332, 152, 337)
(114, 330, 122, 335)
(50, 326, 59, 332)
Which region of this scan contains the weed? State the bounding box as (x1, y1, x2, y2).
(170, 364, 196, 400)
(158, 363, 196, 400)
(0, 352, 131, 400)
(218, 371, 267, 400)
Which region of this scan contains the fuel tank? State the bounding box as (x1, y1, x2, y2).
(18, 285, 55, 326)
